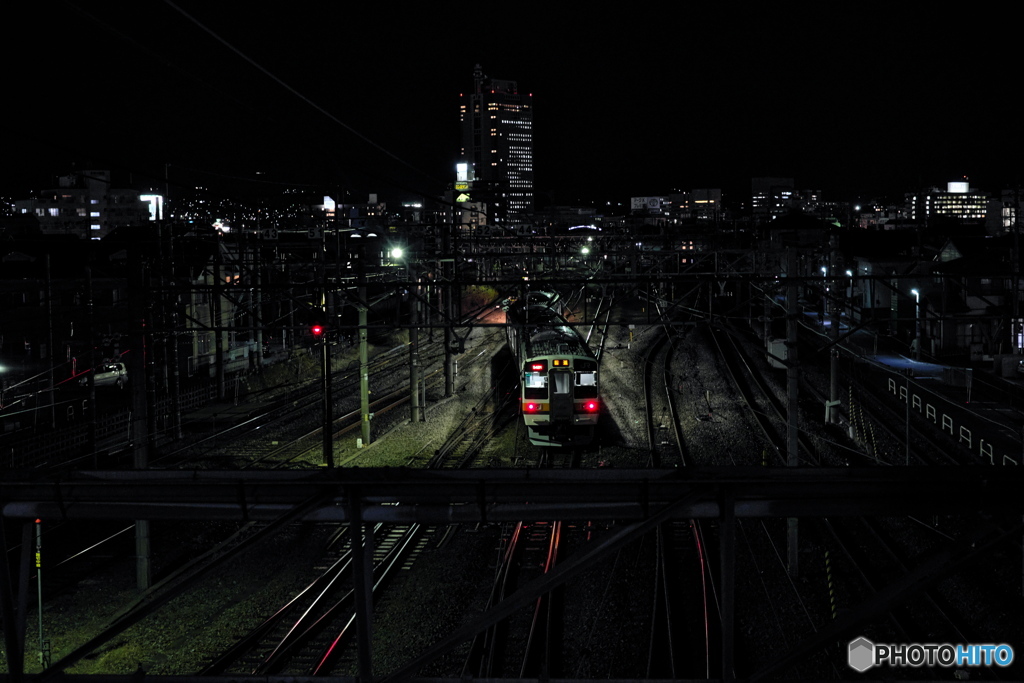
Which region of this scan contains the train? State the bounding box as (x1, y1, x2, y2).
(504, 290, 600, 447)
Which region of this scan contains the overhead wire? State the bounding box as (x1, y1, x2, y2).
(162, 0, 448, 196)
(55, 1, 450, 204)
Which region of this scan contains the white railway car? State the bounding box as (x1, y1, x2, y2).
(505, 291, 599, 447)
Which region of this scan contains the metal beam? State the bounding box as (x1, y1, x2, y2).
(3, 467, 1023, 523)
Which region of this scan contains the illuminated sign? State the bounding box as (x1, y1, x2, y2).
(455, 182, 469, 191)
(631, 196, 663, 212)
(140, 194, 163, 221)
(456, 193, 471, 203)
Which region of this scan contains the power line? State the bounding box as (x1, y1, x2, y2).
(163, 0, 445, 193)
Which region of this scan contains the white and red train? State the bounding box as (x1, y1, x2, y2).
(505, 290, 599, 447)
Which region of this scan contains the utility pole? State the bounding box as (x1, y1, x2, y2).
(129, 255, 151, 590)
(45, 254, 55, 429)
(213, 235, 225, 401)
(359, 300, 371, 446)
(828, 233, 840, 424)
(408, 260, 422, 423)
(443, 214, 456, 398)
(166, 224, 183, 440)
(321, 325, 332, 467)
(319, 229, 333, 467)
(358, 240, 371, 447)
(786, 249, 800, 578)
(86, 263, 97, 465)
(913, 289, 921, 361)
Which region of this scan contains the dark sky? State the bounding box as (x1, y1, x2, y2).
(4, 3, 1020, 206)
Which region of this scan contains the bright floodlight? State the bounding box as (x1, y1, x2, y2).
(390, 247, 404, 259)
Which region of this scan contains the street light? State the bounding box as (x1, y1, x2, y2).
(911, 288, 921, 361)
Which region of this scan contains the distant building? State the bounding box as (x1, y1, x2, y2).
(666, 189, 723, 222)
(458, 65, 534, 225)
(856, 207, 905, 230)
(323, 193, 387, 230)
(751, 177, 795, 217)
(13, 170, 150, 240)
(906, 180, 988, 223)
(751, 177, 823, 219)
(990, 188, 1022, 234)
(458, 200, 488, 236)
(630, 196, 666, 214)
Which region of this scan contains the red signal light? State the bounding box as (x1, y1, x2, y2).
(311, 324, 324, 338)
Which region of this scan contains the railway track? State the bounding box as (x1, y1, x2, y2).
(706, 323, 818, 465)
(198, 522, 430, 676)
(20, 316, 507, 676)
(633, 308, 720, 678)
(41, 501, 320, 674)
(152, 323, 508, 471)
(188, 329, 516, 675)
(427, 384, 517, 469)
(461, 519, 564, 678)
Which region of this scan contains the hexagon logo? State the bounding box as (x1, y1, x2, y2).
(848, 637, 875, 672)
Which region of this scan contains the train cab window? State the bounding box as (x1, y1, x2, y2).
(551, 371, 571, 396)
(524, 371, 547, 399)
(575, 371, 598, 398)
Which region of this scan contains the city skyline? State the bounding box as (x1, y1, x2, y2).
(4, 4, 1020, 205)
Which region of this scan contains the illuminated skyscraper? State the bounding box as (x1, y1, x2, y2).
(459, 65, 534, 224)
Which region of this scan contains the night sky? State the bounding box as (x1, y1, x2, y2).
(5, 3, 1020, 206)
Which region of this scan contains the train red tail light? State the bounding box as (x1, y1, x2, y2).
(583, 400, 599, 412)
(524, 402, 539, 413)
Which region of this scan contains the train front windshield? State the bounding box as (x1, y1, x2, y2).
(524, 370, 547, 399)
(575, 370, 598, 398)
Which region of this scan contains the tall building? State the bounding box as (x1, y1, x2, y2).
(458, 65, 534, 225)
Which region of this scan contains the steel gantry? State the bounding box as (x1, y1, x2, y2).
(2, 466, 1023, 683)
